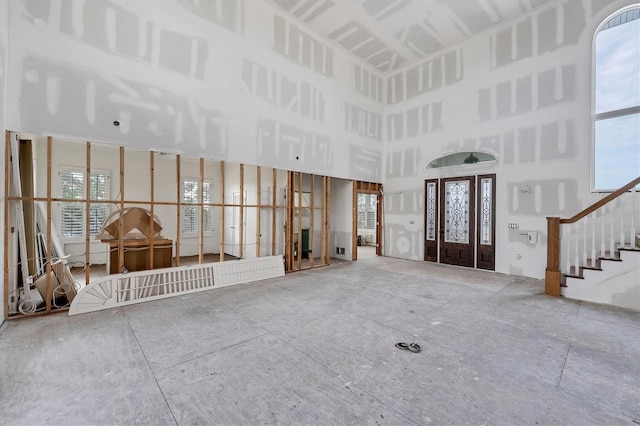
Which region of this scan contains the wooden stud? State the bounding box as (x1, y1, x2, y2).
(219, 161, 225, 262)
(149, 151, 155, 270)
(272, 168, 277, 256)
(352, 181, 357, 261)
(297, 172, 302, 271)
(256, 166, 261, 258)
(309, 174, 315, 268)
(199, 158, 204, 264)
(118, 147, 125, 273)
(45, 137, 53, 312)
(85, 142, 91, 285)
(175, 155, 181, 266)
(4, 131, 10, 319)
(284, 171, 291, 271)
(376, 185, 383, 256)
(326, 177, 331, 264)
(320, 176, 326, 265)
(239, 163, 244, 259)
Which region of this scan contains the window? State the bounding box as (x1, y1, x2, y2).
(357, 194, 376, 230)
(593, 7, 640, 191)
(182, 179, 213, 234)
(59, 169, 110, 238)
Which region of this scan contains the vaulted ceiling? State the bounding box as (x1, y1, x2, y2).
(269, 0, 556, 74)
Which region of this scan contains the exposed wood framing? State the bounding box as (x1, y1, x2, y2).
(85, 142, 91, 285)
(352, 181, 357, 261)
(149, 151, 155, 270)
(239, 163, 244, 259)
(256, 166, 261, 258)
(272, 168, 277, 256)
(118, 147, 125, 274)
(4, 131, 10, 319)
(376, 185, 383, 256)
(285, 171, 293, 271)
(309, 174, 315, 268)
(45, 137, 53, 312)
(326, 177, 331, 263)
(219, 161, 225, 262)
(2, 135, 341, 316)
(175, 155, 181, 266)
(199, 158, 204, 264)
(297, 172, 302, 271)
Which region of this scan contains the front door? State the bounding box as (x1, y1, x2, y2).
(424, 174, 496, 270)
(440, 176, 475, 267)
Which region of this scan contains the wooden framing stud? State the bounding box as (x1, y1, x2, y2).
(219, 161, 225, 262)
(85, 142, 91, 285)
(175, 155, 181, 266)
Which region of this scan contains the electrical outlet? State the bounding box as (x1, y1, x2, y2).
(508, 223, 519, 229)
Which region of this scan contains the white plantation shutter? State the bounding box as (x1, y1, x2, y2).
(183, 180, 214, 233)
(357, 194, 376, 230)
(59, 169, 110, 238)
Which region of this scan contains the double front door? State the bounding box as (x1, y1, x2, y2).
(424, 174, 496, 270)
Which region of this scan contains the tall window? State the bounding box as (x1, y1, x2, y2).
(59, 169, 110, 238)
(594, 7, 640, 191)
(182, 179, 213, 234)
(357, 194, 376, 230)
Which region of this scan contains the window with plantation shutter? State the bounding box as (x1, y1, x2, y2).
(59, 169, 110, 238)
(182, 179, 213, 234)
(357, 194, 376, 230)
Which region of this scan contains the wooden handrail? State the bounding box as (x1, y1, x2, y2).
(560, 176, 640, 224)
(546, 176, 640, 297)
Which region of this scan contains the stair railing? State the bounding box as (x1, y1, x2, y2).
(546, 176, 640, 296)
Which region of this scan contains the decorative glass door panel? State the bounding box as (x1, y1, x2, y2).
(477, 175, 496, 270)
(444, 180, 470, 244)
(424, 180, 438, 262)
(439, 176, 475, 268)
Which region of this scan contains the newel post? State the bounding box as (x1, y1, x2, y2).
(545, 217, 561, 296)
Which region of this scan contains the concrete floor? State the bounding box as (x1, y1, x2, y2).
(1, 256, 638, 425)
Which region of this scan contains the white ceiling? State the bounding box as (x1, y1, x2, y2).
(269, 0, 556, 74)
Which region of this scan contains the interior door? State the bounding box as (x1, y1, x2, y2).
(439, 176, 475, 267)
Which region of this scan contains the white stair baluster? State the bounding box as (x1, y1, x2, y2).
(591, 212, 596, 266)
(619, 199, 625, 247)
(565, 225, 571, 274)
(582, 217, 588, 266)
(609, 205, 615, 257)
(574, 223, 580, 274)
(630, 188, 637, 244)
(600, 206, 606, 257)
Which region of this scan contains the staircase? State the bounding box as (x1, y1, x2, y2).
(545, 177, 640, 311)
(562, 234, 640, 310)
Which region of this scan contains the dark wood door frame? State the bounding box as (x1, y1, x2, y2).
(424, 174, 496, 271)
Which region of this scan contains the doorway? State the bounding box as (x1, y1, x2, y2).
(352, 181, 383, 260)
(424, 174, 496, 270)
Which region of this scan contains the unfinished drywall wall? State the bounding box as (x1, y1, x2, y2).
(382, 0, 638, 279)
(6, 0, 384, 182)
(0, 0, 7, 323)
